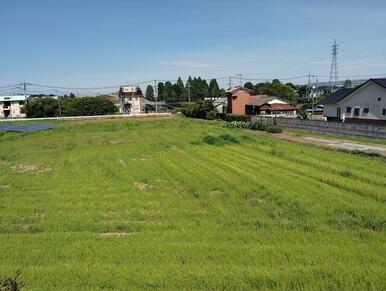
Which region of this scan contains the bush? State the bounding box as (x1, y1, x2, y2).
(223, 121, 250, 129)
(180, 100, 217, 120)
(266, 125, 283, 134)
(249, 119, 269, 131)
(205, 110, 218, 120)
(223, 114, 251, 122)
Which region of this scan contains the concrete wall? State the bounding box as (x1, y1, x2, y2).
(324, 82, 386, 121)
(255, 116, 386, 139)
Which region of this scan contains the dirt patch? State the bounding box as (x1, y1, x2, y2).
(134, 181, 152, 190)
(99, 232, 137, 237)
(131, 156, 150, 161)
(10, 163, 53, 174)
(209, 190, 224, 196)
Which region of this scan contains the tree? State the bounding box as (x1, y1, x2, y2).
(244, 82, 254, 91)
(26, 96, 117, 117)
(209, 79, 221, 97)
(286, 82, 296, 90)
(157, 82, 165, 101)
(145, 85, 154, 101)
(344, 79, 353, 88)
(174, 77, 185, 102)
(164, 81, 175, 103)
(253, 81, 297, 103)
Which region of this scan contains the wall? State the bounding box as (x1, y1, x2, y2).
(229, 91, 251, 115)
(255, 117, 386, 139)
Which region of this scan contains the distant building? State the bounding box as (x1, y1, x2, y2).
(118, 86, 144, 114)
(227, 87, 296, 116)
(322, 78, 386, 124)
(204, 97, 227, 113)
(0, 95, 27, 118)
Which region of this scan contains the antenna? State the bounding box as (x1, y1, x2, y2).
(329, 40, 338, 92)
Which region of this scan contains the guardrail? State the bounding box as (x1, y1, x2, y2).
(0, 113, 172, 122)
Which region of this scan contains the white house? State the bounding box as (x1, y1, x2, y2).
(204, 97, 228, 114)
(0, 95, 27, 118)
(322, 78, 386, 124)
(118, 86, 144, 114)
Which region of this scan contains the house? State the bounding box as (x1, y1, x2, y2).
(118, 86, 144, 114)
(322, 78, 386, 123)
(204, 97, 227, 114)
(227, 87, 296, 116)
(0, 95, 27, 118)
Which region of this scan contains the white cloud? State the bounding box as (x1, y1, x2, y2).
(156, 60, 215, 68)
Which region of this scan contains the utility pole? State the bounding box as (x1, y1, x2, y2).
(329, 39, 338, 92)
(23, 81, 26, 96)
(154, 80, 158, 113)
(237, 73, 243, 87)
(228, 76, 232, 89)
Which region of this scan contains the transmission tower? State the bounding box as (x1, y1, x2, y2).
(329, 40, 338, 92)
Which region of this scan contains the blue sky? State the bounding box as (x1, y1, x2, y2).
(1, 0, 386, 93)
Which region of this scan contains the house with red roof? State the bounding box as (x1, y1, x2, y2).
(227, 87, 296, 116)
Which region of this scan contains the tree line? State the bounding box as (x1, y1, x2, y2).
(144, 77, 298, 104)
(26, 95, 117, 118)
(144, 77, 226, 103)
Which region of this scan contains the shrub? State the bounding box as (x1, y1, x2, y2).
(205, 110, 218, 120)
(180, 100, 217, 120)
(266, 125, 283, 134)
(224, 114, 251, 122)
(249, 119, 269, 131)
(202, 135, 217, 145)
(297, 108, 309, 120)
(223, 121, 250, 129)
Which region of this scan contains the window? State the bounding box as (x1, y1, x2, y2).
(383, 109, 386, 116)
(363, 108, 369, 114)
(346, 107, 352, 114)
(378, 98, 381, 101)
(354, 108, 360, 116)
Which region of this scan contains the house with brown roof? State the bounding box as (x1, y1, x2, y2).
(227, 87, 296, 116)
(322, 78, 386, 124)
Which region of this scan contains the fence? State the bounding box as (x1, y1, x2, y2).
(253, 116, 386, 139)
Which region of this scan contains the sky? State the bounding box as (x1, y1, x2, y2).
(1, 0, 386, 94)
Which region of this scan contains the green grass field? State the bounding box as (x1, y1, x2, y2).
(0, 117, 385, 290)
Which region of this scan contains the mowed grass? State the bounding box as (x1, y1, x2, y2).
(0, 117, 385, 290)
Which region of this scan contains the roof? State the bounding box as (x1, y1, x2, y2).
(322, 78, 386, 105)
(249, 96, 277, 106)
(227, 86, 253, 94)
(260, 103, 296, 111)
(0, 95, 28, 102)
(371, 78, 386, 89)
(321, 88, 354, 105)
